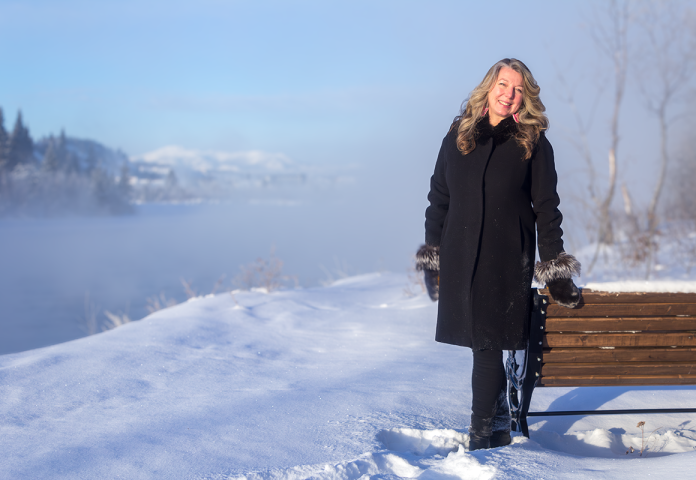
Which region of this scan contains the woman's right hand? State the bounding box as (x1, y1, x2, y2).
(423, 269, 439, 302)
(416, 244, 440, 302)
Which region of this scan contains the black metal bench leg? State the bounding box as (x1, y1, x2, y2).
(520, 414, 529, 438)
(518, 370, 536, 438)
(517, 290, 547, 438)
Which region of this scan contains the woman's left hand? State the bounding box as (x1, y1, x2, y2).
(547, 278, 580, 308)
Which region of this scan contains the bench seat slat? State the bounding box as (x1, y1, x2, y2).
(540, 289, 696, 304)
(540, 375, 696, 386)
(544, 332, 696, 348)
(545, 317, 696, 332)
(542, 347, 696, 363)
(546, 303, 696, 317)
(542, 362, 696, 376)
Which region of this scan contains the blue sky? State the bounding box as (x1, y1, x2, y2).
(1, 0, 587, 160)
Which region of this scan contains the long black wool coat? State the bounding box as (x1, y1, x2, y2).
(425, 116, 565, 350)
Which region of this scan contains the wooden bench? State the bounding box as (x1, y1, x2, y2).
(508, 289, 696, 438)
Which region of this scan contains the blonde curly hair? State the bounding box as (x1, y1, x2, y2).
(452, 58, 549, 160)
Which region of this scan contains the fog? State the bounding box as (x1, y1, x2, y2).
(0, 168, 428, 354)
(2, 0, 695, 354)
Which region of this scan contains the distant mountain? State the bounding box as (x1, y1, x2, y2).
(129, 145, 352, 201)
(133, 145, 297, 175)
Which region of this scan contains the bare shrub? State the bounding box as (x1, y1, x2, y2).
(180, 278, 197, 299)
(615, 209, 659, 270)
(103, 311, 132, 331)
(319, 257, 353, 286)
(626, 420, 664, 457)
(234, 248, 297, 292)
(146, 292, 178, 313)
(673, 223, 696, 274)
(210, 274, 227, 294)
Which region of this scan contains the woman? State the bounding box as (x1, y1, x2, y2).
(415, 58, 581, 451)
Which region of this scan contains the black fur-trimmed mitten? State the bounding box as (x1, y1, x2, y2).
(534, 252, 582, 308)
(416, 244, 439, 301)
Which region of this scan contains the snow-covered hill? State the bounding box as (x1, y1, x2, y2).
(2, 273, 696, 479)
(133, 146, 298, 176)
(129, 146, 354, 201)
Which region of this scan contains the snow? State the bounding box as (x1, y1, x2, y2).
(2, 273, 696, 479)
(133, 146, 296, 174)
(582, 280, 696, 293)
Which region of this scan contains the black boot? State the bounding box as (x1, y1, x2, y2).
(490, 430, 511, 448)
(490, 387, 512, 448)
(468, 414, 493, 451)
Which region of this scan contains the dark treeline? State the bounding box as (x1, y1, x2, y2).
(0, 108, 132, 216)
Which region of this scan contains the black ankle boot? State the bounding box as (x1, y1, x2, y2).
(490, 388, 511, 448)
(490, 430, 511, 448)
(468, 414, 493, 451)
(468, 432, 491, 451)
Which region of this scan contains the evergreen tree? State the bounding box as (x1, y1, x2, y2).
(84, 143, 98, 174)
(118, 162, 132, 199)
(42, 135, 60, 172)
(7, 111, 35, 171)
(91, 167, 112, 208)
(165, 169, 178, 189)
(42, 130, 81, 174)
(59, 130, 80, 173)
(0, 108, 9, 173)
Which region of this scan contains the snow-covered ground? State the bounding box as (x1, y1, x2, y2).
(2, 273, 695, 479)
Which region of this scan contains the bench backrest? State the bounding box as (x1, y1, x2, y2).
(537, 289, 696, 387)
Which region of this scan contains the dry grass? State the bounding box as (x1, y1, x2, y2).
(625, 420, 664, 457)
(103, 311, 132, 331)
(233, 247, 297, 292)
(146, 292, 178, 313)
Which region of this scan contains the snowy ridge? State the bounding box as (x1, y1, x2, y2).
(2, 273, 696, 479)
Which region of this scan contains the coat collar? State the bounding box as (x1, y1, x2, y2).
(474, 115, 518, 145)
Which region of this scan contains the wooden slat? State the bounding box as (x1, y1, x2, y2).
(540, 375, 696, 386)
(544, 332, 696, 348)
(542, 347, 696, 363)
(541, 362, 696, 376)
(546, 303, 696, 317)
(540, 289, 696, 305)
(545, 316, 696, 332)
(536, 289, 696, 388)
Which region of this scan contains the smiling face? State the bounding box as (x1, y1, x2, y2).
(486, 67, 524, 126)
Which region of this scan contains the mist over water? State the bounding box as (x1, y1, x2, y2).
(0, 174, 427, 355)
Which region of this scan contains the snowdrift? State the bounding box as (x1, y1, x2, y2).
(1, 273, 695, 479)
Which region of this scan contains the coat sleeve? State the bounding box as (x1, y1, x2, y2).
(424, 135, 450, 247)
(530, 134, 565, 262)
